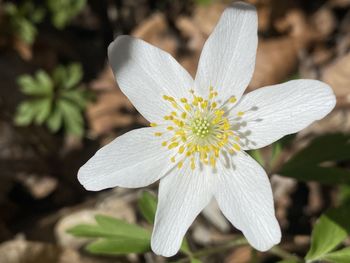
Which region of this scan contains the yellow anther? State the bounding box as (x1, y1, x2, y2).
(229, 96, 237, 103)
(150, 123, 157, 127)
(178, 146, 185, 154)
(210, 156, 216, 167)
(233, 143, 241, 151)
(190, 158, 195, 170)
(237, 111, 245, 117)
(184, 104, 191, 111)
(201, 101, 208, 109)
(215, 110, 225, 116)
(168, 142, 179, 149)
(158, 88, 240, 171)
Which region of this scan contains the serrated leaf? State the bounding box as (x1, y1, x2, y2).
(16, 18, 37, 44)
(14, 101, 37, 126)
(36, 70, 53, 94)
(280, 134, 350, 184)
(34, 98, 51, 124)
(138, 191, 157, 224)
(52, 66, 67, 86)
(86, 237, 150, 255)
(4, 3, 17, 15)
(305, 205, 350, 261)
(58, 99, 84, 137)
(46, 105, 63, 132)
(18, 75, 47, 96)
(61, 89, 88, 109)
(65, 63, 83, 89)
(321, 247, 350, 263)
(94, 215, 150, 240)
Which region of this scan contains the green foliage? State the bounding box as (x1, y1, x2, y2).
(68, 214, 151, 255)
(47, 0, 87, 29)
(86, 238, 151, 255)
(305, 205, 350, 262)
(4, 1, 45, 44)
(195, 0, 213, 5)
(321, 247, 350, 263)
(279, 134, 350, 184)
(137, 191, 157, 224)
(15, 63, 91, 137)
(68, 191, 194, 257)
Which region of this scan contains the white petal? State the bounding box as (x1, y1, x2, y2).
(78, 128, 174, 191)
(230, 80, 336, 150)
(108, 35, 193, 123)
(194, 2, 257, 104)
(215, 151, 281, 251)
(151, 163, 214, 257)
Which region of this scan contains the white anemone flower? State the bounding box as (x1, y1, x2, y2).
(78, 1, 336, 257)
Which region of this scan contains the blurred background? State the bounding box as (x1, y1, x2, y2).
(1, 0, 350, 262)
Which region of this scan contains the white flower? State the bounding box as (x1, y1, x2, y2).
(78, 1, 336, 257)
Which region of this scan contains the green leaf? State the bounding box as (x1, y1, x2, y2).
(283, 134, 350, 166)
(47, 0, 87, 29)
(305, 205, 350, 261)
(34, 98, 51, 124)
(339, 185, 350, 206)
(46, 105, 63, 132)
(67, 224, 123, 239)
(4, 3, 18, 16)
(138, 191, 157, 224)
(61, 89, 88, 109)
(68, 215, 151, 240)
(276, 260, 299, 263)
(18, 75, 45, 96)
(94, 215, 150, 240)
(58, 99, 84, 137)
(36, 70, 53, 94)
(16, 18, 37, 44)
(248, 149, 265, 167)
(190, 258, 203, 263)
(14, 101, 37, 126)
(180, 238, 192, 255)
(195, 0, 212, 5)
(279, 134, 350, 184)
(321, 247, 350, 263)
(52, 65, 67, 86)
(30, 7, 45, 23)
(86, 238, 150, 255)
(65, 63, 83, 89)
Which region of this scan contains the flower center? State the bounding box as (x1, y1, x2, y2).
(150, 87, 243, 170)
(192, 117, 210, 138)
